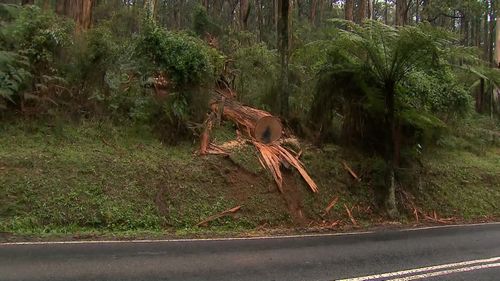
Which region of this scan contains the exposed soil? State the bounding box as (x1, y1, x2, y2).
(207, 156, 309, 226)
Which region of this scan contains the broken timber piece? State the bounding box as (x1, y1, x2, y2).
(196, 206, 242, 227)
(342, 161, 361, 182)
(324, 196, 339, 214)
(211, 93, 282, 144)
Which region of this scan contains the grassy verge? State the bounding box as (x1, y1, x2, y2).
(0, 119, 498, 240)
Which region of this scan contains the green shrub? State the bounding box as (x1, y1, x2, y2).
(233, 43, 279, 110)
(0, 51, 31, 110)
(134, 22, 223, 142)
(0, 5, 72, 113)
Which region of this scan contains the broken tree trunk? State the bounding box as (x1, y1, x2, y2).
(202, 87, 318, 194)
(211, 94, 282, 144)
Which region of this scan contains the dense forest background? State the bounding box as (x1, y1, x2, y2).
(1, 0, 499, 224)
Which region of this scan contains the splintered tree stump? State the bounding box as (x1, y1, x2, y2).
(211, 97, 282, 144)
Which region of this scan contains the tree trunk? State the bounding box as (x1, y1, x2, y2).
(489, 0, 496, 65)
(395, 0, 407, 26)
(240, 0, 250, 29)
(384, 0, 388, 24)
(415, 0, 420, 23)
(477, 78, 485, 113)
(368, 0, 373, 20)
(495, 9, 500, 67)
(310, 0, 317, 25)
(256, 0, 263, 41)
(484, 4, 489, 60)
(277, 0, 290, 117)
(21, 0, 34, 5)
(274, 0, 279, 34)
(358, 0, 367, 23)
(210, 95, 283, 144)
(144, 0, 158, 19)
(345, 0, 354, 21)
(55, 0, 94, 33)
(43, 0, 50, 10)
(384, 82, 399, 219)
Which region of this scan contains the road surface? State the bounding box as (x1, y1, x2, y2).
(1, 223, 500, 281)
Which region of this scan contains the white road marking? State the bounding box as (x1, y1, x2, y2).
(385, 262, 500, 281)
(0, 231, 374, 246)
(337, 256, 500, 281)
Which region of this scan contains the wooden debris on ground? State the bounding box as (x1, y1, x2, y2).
(400, 190, 456, 224)
(205, 143, 228, 155)
(253, 141, 319, 193)
(199, 114, 214, 155)
(198, 85, 319, 194)
(344, 204, 358, 225)
(342, 161, 361, 182)
(324, 197, 339, 214)
(196, 206, 242, 227)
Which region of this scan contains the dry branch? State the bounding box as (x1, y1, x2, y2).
(344, 204, 357, 225)
(342, 161, 361, 181)
(324, 197, 339, 214)
(196, 206, 241, 227)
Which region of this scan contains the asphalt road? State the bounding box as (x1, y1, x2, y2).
(1, 223, 500, 281)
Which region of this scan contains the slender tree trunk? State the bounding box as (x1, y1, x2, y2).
(489, 0, 496, 65)
(256, 0, 263, 41)
(495, 8, 500, 67)
(384, 82, 399, 219)
(478, 78, 485, 113)
(484, 6, 489, 60)
(368, 0, 373, 20)
(395, 0, 407, 26)
(239, 0, 250, 29)
(415, 0, 420, 23)
(277, 0, 290, 117)
(274, 0, 279, 34)
(384, 0, 388, 24)
(345, 0, 354, 21)
(310, 0, 317, 26)
(358, 0, 367, 23)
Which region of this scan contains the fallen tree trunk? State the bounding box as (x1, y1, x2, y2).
(201, 87, 319, 194)
(211, 94, 282, 144)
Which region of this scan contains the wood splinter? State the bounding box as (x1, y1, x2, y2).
(342, 161, 361, 182)
(196, 206, 242, 227)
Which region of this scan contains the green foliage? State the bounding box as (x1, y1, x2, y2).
(0, 51, 31, 109)
(136, 22, 221, 87)
(311, 20, 473, 149)
(192, 5, 221, 37)
(402, 70, 472, 120)
(234, 43, 279, 109)
(0, 5, 72, 111)
(3, 5, 72, 68)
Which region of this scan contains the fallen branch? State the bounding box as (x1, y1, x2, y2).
(199, 114, 215, 155)
(344, 204, 357, 225)
(100, 137, 125, 154)
(324, 196, 339, 214)
(342, 161, 361, 182)
(196, 206, 242, 227)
